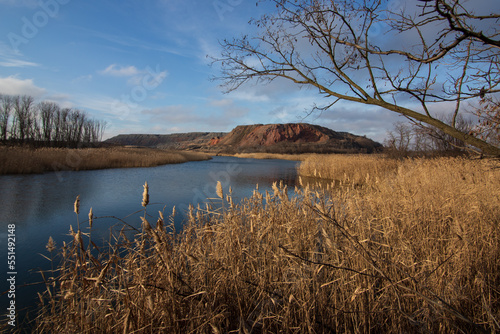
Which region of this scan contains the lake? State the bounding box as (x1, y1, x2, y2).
(0, 156, 299, 324)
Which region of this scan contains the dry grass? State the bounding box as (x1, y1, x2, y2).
(29, 156, 500, 333)
(0, 146, 211, 174)
(298, 153, 400, 185)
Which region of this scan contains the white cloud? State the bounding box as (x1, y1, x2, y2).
(142, 102, 249, 131)
(100, 64, 141, 77)
(142, 105, 199, 124)
(0, 75, 46, 97)
(98, 64, 169, 88)
(209, 99, 233, 107)
(0, 59, 38, 68)
(74, 95, 129, 115)
(308, 103, 403, 143)
(42, 93, 74, 109)
(0, 41, 39, 68)
(209, 98, 250, 119)
(72, 74, 93, 83)
(229, 90, 271, 103)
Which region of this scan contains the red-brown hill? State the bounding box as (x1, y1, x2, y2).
(208, 123, 382, 154)
(105, 123, 382, 154)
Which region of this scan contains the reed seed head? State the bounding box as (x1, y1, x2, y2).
(216, 181, 223, 199)
(142, 182, 149, 207)
(88, 207, 93, 229)
(272, 182, 279, 197)
(46, 236, 56, 253)
(141, 216, 152, 232)
(74, 231, 82, 246)
(74, 195, 80, 214)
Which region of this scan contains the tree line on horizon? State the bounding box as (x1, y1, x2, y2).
(0, 94, 106, 147)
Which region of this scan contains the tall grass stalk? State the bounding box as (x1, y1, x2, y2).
(33, 156, 500, 333)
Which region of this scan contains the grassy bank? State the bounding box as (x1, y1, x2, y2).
(0, 146, 211, 174)
(29, 155, 500, 333)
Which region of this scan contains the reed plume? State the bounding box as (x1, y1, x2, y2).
(45, 236, 56, 253)
(142, 182, 149, 207)
(74, 195, 80, 215)
(216, 181, 223, 199)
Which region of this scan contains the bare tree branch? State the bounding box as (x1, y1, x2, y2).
(212, 0, 500, 156)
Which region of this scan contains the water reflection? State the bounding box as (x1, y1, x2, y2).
(0, 156, 298, 319)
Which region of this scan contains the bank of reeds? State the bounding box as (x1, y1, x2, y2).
(298, 153, 400, 185)
(32, 156, 500, 333)
(0, 146, 210, 174)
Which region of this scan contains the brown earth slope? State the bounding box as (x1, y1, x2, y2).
(105, 123, 382, 154)
(208, 123, 382, 154)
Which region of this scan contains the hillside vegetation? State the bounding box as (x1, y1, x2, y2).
(31, 155, 500, 333)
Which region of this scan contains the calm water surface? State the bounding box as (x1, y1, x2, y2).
(0, 156, 298, 322)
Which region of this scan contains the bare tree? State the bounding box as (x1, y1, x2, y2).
(213, 0, 500, 156)
(0, 94, 107, 146)
(13, 95, 35, 143)
(470, 97, 500, 146)
(0, 95, 13, 141)
(419, 113, 473, 152)
(39, 101, 59, 143)
(386, 113, 473, 157)
(26, 104, 40, 142)
(58, 108, 71, 144)
(385, 122, 414, 156)
(67, 109, 85, 146)
(94, 119, 107, 143)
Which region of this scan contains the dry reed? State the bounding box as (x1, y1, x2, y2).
(0, 146, 211, 174)
(298, 153, 400, 184)
(30, 156, 500, 333)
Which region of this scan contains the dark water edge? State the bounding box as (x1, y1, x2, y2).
(0, 156, 299, 330)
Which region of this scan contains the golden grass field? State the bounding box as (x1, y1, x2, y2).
(0, 146, 211, 174)
(18, 155, 500, 333)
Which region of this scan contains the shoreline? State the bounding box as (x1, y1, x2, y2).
(0, 146, 212, 175)
(216, 152, 313, 161)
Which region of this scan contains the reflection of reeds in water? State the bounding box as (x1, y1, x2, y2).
(31, 157, 500, 333)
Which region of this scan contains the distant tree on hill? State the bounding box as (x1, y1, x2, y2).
(213, 0, 500, 156)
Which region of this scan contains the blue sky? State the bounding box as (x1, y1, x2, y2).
(1, 0, 415, 142)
